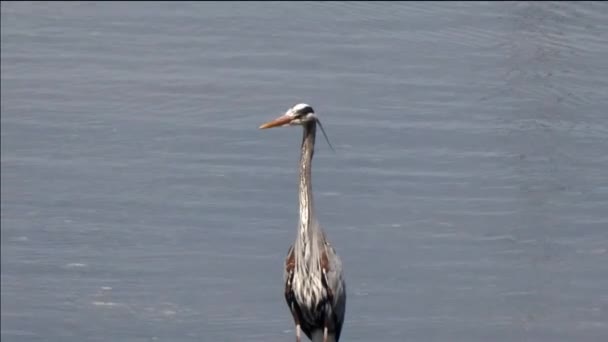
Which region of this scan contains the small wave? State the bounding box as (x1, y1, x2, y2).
(92, 301, 123, 307)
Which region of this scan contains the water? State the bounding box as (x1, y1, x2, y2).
(2, 2, 608, 341)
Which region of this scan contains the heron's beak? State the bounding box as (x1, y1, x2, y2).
(258, 114, 293, 129)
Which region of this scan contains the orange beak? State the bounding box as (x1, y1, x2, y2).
(258, 114, 293, 129)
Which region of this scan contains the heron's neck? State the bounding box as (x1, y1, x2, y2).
(297, 121, 322, 245)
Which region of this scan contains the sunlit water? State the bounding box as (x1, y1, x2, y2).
(2, 2, 607, 341)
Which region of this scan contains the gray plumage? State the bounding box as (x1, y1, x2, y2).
(259, 104, 346, 342)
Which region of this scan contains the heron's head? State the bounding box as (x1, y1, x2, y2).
(258, 103, 316, 129)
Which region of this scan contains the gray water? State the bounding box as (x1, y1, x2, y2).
(2, 2, 608, 341)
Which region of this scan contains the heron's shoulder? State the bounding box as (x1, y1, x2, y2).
(285, 245, 295, 271)
(323, 240, 340, 256)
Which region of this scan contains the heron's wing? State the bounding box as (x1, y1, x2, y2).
(322, 241, 346, 340)
(284, 244, 295, 298)
(284, 245, 298, 314)
(284, 245, 313, 338)
(284, 245, 295, 282)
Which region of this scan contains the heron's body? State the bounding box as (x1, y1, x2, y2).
(259, 104, 346, 342)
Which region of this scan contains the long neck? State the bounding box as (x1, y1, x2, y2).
(296, 121, 323, 249)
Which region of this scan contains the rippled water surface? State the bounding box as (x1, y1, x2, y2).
(2, 2, 608, 341)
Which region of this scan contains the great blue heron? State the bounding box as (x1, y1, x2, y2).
(259, 103, 346, 342)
